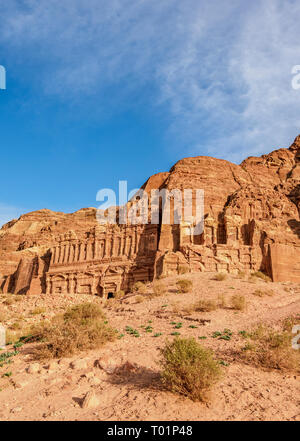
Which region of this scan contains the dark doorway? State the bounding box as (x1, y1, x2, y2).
(107, 292, 114, 299)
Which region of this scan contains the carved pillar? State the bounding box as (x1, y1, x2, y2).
(123, 236, 127, 256)
(64, 244, 70, 263)
(46, 275, 51, 294)
(68, 244, 75, 263)
(135, 227, 139, 254)
(86, 242, 93, 261)
(130, 234, 135, 258)
(100, 240, 104, 259)
(119, 234, 123, 256)
(69, 274, 75, 293)
(104, 235, 109, 257)
(110, 237, 114, 257)
(91, 276, 97, 295)
(57, 245, 62, 264)
(94, 240, 99, 260)
(50, 248, 55, 265)
(79, 243, 86, 261)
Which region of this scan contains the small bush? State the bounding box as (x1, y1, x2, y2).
(236, 271, 246, 279)
(30, 307, 46, 315)
(9, 322, 21, 330)
(0, 309, 8, 322)
(251, 271, 271, 282)
(217, 293, 226, 308)
(214, 273, 227, 281)
(133, 282, 147, 294)
(176, 279, 193, 293)
(193, 299, 217, 312)
(135, 295, 144, 303)
(114, 290, 125, 299)
(159, 337, 222, 402)
(231, 294, 246, 311)
(178, 266, 189, 275)
(3, 297, 14, 306)
(152, 281, 167, 297)
(31, 302, 116, 360)
(240, 324, 300, 372)
(253, 289, 274, 297)
(282, 315, 300, 332)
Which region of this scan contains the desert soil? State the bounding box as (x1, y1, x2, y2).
(0, 272, 299, 421)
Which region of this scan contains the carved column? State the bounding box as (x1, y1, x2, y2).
(50, 248, 55, 265)
(104, 235, 110, 257)
(68, 244, 74, 263)
(79, 243, 86, 261)
(86, 242, 93, 261)
(69, 274, 75, 293)
(123, 235, 127, 256)
(119, 234, 123, 256)
(135, 227, 139, 254)
(64, 244, 70, 263)
(57, 246, 62, 264)
(46, 275, 51, 294)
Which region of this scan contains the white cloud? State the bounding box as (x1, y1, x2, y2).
(1, 0, 300, 162)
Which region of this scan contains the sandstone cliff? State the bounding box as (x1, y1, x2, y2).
(0, 136, 299, 295)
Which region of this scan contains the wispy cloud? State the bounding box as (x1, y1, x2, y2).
(1, 0, 300, 162)
(0, 203, 22, 227)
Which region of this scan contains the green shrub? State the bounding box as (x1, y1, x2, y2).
(159, 337, 222, 402)
(176, 279, 193, 293)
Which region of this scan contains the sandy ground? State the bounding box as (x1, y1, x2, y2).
(0, 272, 299, 421)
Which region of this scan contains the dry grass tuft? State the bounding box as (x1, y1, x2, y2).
(133, 282, 147, 294)
(2, 297, 14, 306)
(231, 294, 246, 311)
(214, 273, 227, 281)
(176, 279, 193, 293)
(0, 308, 8, 322)
(251, 271, 271, 282)
(253, 289, 274, 297)
(151, 281, 167, 298)
(31, 302, 116, 360)
(217, 293, 227, 308)
(178, 265, 189, 275)
(192, 299, 217, 312)
(239, 322, 300, 373)
(114, 290, 125, 300)
(236, 271, 246, 279)
(30, 307, 46, 315)
(159, 337, 222, 402)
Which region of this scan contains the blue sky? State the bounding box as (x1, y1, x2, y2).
(0, 0, 300, 226)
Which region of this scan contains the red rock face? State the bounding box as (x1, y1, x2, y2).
(0, 136, 299, 295)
